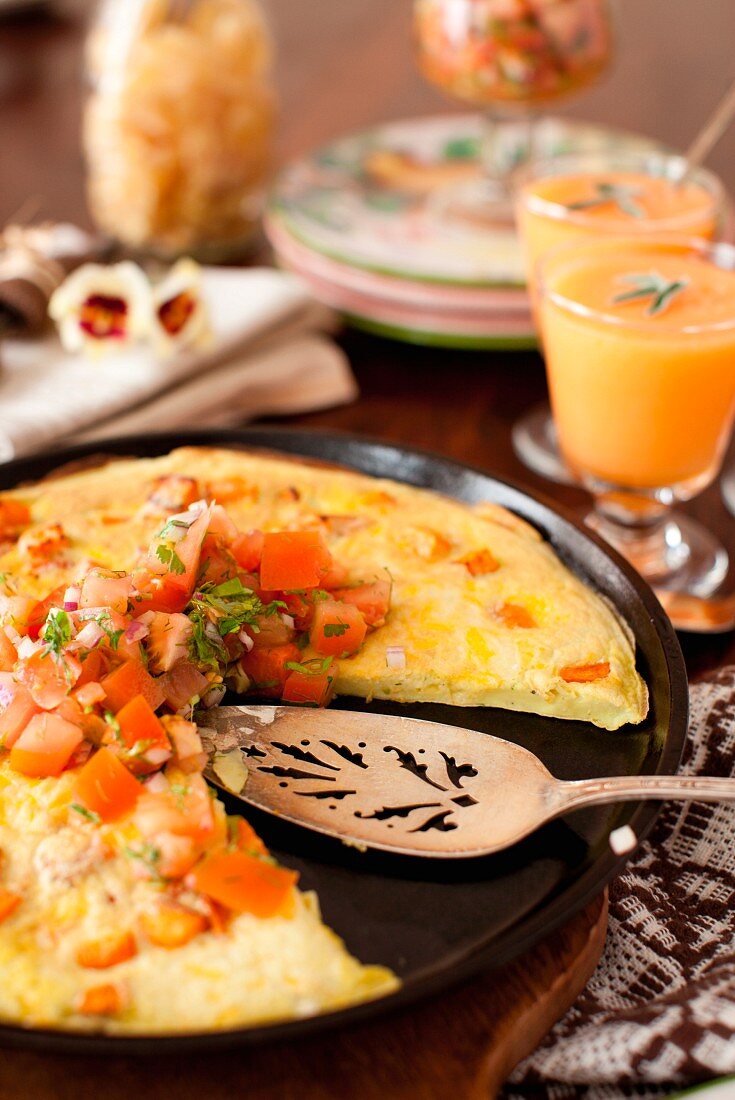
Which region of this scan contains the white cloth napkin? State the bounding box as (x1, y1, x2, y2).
(0, 267, 357, 459)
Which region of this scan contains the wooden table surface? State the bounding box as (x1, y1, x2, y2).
(1, 1, 734, 1093)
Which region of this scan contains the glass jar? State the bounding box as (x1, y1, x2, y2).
(83, 0, 276, 261)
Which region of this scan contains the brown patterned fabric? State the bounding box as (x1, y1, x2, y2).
(505, 667, 735, 1100)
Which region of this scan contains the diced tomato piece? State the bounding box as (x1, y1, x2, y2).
(131, 569, 191, 615)
(0, 498, 30, 538)
(0, 595, 37, 637)
(160, 660, 210, 711)
(54, 695, 108, 747)
(154, 833, 199, 879)
(560, 661, 611, 683)
(9, 712, 84, 777)
(410, 526, 453, 562)
(239, 643, 301, 698)
(0, 675, 39, 749)
(192, 851, 297, 917)
(75, 983, 125, 1017)
(229, 816, 268, 857)
(331, 569, 392, 627)
(495, 603, 537, 629)
(457, 548, 500, 576)
(17, 648, 82, 710)
(243, 612, 295, 650)
(79, 570, 132, 615)
(142, 611, 193, 674)
(115, 694, 170, 758)
(76, 929, 137, 969)
(282, 665, 336, 708)
(206, 504, 239, 542)
(310, 600, 367, 657)
(140, 902, 207, 948)
(161, 715, 206, 773)
(320, 562, 349, 589)
(134, 505, 211, 614)
(76, 647, 111, 688)
(18, 522, 68, 562)
(147, 476, 201, 513)
(0, 887, 21, 923)
(279, 591, 314, 631)
(134, 772, 214, 843)
(75, 747, 141, 822)
(26, 585, 67, 640)
(0, 629, 17, 672)
(197, 534, 239, 586)
(259, 531, 333, 591)
(74, 681, 106, 708)
(101, 659, 166, 714)
(205, 477, 259, 505)
(231, 530, 264, 573)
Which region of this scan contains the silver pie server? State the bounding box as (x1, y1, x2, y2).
(198, 706, 735, 859)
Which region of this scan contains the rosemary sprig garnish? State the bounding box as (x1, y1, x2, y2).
(566, 181, 645, 219)
(612, 271, 690, 316)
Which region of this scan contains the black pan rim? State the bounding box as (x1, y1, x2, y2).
(0, 426, 689, 1055)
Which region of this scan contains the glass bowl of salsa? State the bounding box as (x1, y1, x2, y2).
(414, 0, 615, 218)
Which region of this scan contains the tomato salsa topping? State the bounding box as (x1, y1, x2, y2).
(0, 495, 394, 956)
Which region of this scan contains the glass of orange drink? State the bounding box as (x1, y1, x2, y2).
(538, 235, 735, 595)
(512, 151, 726, 482)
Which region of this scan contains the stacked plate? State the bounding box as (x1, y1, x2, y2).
(266, 113, 661, 349)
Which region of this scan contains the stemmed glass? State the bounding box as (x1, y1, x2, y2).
(538, 235, 735, 596)
(413, 0, 614, 221)
(512, 150, 727, 483)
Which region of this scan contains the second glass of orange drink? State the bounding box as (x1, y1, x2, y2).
(537, 236, 735, 595)
(512, 151, 726, 481)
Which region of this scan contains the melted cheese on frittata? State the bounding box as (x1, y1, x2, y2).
(0, 446, 647, 730)
(0, 760, 396, 1033)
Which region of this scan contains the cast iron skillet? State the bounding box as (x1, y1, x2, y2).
(0, 428, 688, 1054)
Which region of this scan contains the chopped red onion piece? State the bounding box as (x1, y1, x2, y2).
(145, 772, 169, 794)
(3, 624, 22, 648)
(63, 586, 81, 612)
(200, 683, 226, 709)
(17, 636, 41, 660)
(238, 630, 254, 652)
(385, 645, 406, 669)
(123, 619, 149, 644)
(145, 746, 172, 767)
(281, 613, 295, 631)
(75, 621, 106, 649)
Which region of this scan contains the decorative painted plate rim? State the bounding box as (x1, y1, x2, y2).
(269, 114, 665, 289)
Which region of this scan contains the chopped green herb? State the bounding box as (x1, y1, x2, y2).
(41, 608, 72, 657)
(70, 802, 101, 824)
(186, 579, 280, 668)
(285, 656, 333, 676)
(158, 517, 192, 539)
(95, 612, 124, 651)
(566, 181, 644, 219)
(155, 544, 186, 575)
(323, 621, 348, 638)
(104, 710, 123, 743)
(612, 271, 690, 316)
(124, 843, 163, 878)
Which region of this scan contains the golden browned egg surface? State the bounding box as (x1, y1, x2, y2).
(0, 445, 647, 1035)
(0, 446, 648, 730)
